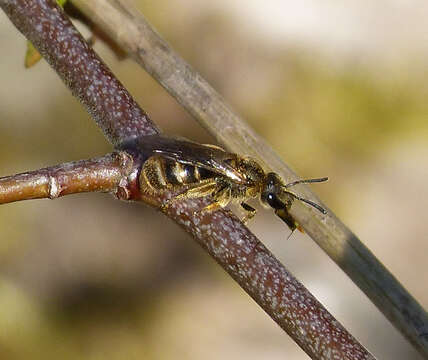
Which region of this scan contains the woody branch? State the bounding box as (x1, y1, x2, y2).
(0, 152, 132, 204)
(0, 1, 375, 359)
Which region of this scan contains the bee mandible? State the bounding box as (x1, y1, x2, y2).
(118, 135, 327, 232)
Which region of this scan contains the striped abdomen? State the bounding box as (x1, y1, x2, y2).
(141, 156, 214, 191)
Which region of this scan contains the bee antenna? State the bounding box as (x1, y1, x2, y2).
(284, 191, 327, 214)
(286, 229, 295, 241)
(285, 177, 328, 188)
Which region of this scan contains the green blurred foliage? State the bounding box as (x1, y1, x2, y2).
(248, 56, 428, 165)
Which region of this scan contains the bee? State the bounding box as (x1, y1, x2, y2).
(118, 135, 328, 231)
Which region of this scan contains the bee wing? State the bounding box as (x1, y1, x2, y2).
(153, 138, 247, 184)
(123, 135, 247, 184)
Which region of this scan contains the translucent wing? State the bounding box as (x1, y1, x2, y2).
(118, 135, 247, 184)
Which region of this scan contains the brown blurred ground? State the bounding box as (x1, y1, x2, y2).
(1, 1, 428, 359)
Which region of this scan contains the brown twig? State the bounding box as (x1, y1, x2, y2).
(0, 152, 132, 204)
(66, 0, 428, 357)
(0, 1, 376, 358)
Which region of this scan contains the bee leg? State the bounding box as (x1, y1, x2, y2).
(274, 208, 304, 236)
(197, 186, 231, 213)
(161, 180, 217, 211)
(240, 202, 257, 224)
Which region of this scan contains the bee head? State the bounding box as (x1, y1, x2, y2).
(261, 172, 289, 210)
(261, 172, 328, 222)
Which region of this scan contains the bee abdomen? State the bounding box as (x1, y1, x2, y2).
(197, 167, 214, 180)
(140, 156, 168, 190)
(141, 156, 215, 191)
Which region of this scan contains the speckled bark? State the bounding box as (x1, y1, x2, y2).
(0, 0, 159, 145)
(152, 198, 375, 360)
(178, 208, 374, 360)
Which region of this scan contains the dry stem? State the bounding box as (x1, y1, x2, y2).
(67, 0, 428, 357)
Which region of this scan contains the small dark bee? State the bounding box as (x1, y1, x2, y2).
(119, 135, 327, 231)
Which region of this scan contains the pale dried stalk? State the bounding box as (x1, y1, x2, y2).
(68, 0, 428, 357)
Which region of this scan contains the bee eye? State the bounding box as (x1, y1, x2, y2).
(266, 192, 284, 210)
(266, 172, 283, 188)
(266, 173, 276, 187)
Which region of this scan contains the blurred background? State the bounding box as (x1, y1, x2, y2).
(1, 1, 428, 359)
